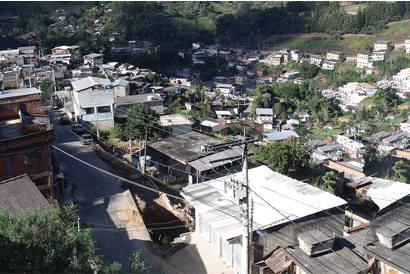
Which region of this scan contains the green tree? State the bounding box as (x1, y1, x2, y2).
(363, 142, 379, 174)
(124, 103, 163, 141)
(254, 142, 293, 174)
(299, 61, 319, 79)
(283, 136, 312, 171)
(0, 203, 100, 273)
(392, 160, 408, 183)
(318, 171, 337, 194)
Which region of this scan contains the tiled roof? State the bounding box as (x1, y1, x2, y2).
(0, 174, 50, 215)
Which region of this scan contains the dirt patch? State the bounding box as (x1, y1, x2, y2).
(337, 117, 350, 123)
(398, 105, 409, 111)
(386, 19, 410, 26)
(127, 180, 191, 249)
(342, 33, 374, 38)
(116, 209, 146, 229)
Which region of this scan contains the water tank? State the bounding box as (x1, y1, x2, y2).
(147, 95, 155, 101)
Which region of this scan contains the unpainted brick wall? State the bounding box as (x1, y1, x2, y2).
(0, 147, 49, 181)
(0, 130, 54, 153)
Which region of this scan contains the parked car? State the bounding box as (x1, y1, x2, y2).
(72, 124, 85, 134)
(59, 115, 71, 125)
(80, 134, 94, 145)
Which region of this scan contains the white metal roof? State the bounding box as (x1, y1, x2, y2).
(367, 177, 410, 210)
(84, 53, 103, 59)
(181, 165, 346, 241)
(0, 88, 42, 99)
(256, 108, 273, 115)
(264, 131, 299, 141)
(71, 76, 111, 92)
(215, 110, 231, 116)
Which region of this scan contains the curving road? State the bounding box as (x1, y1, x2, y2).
(49, 108, 174, 271)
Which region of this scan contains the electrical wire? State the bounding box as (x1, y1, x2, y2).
(54, 112, 410, 268)
(55, 109, 410, 244)
(248, 187, 367, 273)
(52, 144, 185, 202)
(91, 225, 189, 231)
(52, 143, 243, 222)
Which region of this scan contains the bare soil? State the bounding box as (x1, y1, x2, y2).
(337, 117, 350, 123)
(94, 150, 191, 249)
(127, 179, 191, 249)
(398, 105, 409, 111)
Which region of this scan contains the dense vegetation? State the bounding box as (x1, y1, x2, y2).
(2, 1, 410, 70)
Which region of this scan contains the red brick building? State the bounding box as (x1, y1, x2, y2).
(0, 88, 55, 198)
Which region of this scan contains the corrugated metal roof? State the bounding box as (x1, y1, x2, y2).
(367, 178, 410, 210)
(113, 79, 129, 87)
(181, 165, 346, 241)
(256, 108, 273, 115)
(265, 248, 293, 274)
(0, 174, 50, 215)
(264, 131, 299, 141)
(148, 131, 223, 163)
(188, 146, 243, 172)
(0, 88, 41, 99)
(71, 76, 111, 92)
(84, 53, 103, 58)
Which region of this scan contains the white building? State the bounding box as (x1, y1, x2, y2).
(216, 83, 236, 97)
(181, 165, 346, 274)
(356, 53, 373, 69)
(372, 51, 386, 61)
(71, 76, 114, 129)
(309, 55, 323, 67)
(336, 134, 366, 157)
(338, 82, 377, 104)
(322, 59, 338, 70)
(392, 68, 410, 92)
(84, 53, 104, 67)
(291, 50, 303, 63)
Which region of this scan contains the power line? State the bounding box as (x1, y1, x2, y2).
(248, 187, 367, 273)
(91, 225, 189, 231)
(52, 144, 243, 222)
(52, 144, 186, 202)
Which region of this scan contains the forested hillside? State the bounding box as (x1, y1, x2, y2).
(2, 1, 410, 51)
(1, 1, 410, 72)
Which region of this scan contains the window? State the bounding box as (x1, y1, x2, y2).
(97, 106, 111, 113)
(84, 107, 94, 114)
(23, 150, 43, 167)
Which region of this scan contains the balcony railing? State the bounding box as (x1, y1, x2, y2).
(82, 112, 113, 121)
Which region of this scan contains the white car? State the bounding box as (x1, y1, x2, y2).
(80, 134, 94, 145)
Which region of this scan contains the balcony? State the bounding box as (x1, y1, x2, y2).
(82, 112, 113, 122)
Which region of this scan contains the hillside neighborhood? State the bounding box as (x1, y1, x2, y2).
(4, 1, 410, 274)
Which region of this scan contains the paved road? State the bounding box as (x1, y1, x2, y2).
(49, 109, 234, 273)
(49, 109, 169, 271)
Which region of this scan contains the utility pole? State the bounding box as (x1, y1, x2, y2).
(241, 142, 250, 274)
(143, 124, 148, 175)
(207, 137, 256, 274)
